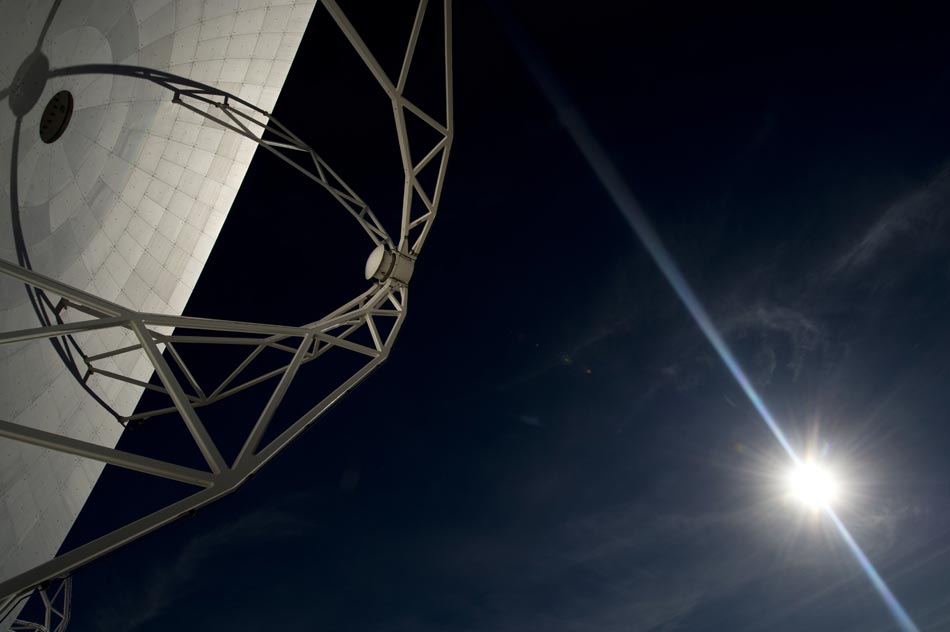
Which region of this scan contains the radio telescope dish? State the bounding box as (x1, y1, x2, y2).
(0, 0, 453, 626)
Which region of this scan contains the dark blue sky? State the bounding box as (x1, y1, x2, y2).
(60, 2, 950, 630)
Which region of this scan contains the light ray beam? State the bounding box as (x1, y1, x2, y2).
(501, 11, 798, 462)
(494, 7, 919, 631)
(828, 508, 920, 632)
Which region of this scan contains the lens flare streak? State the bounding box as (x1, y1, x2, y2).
(504, 18, 798, 462)
(827, 508, 919, 631)
(495, 8, 919, 631)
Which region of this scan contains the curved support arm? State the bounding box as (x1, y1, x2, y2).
(0, 0, 451, 616)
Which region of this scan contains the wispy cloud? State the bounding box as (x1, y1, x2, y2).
(91, 493, 317, 632)
(640, 300, 826, 404)
(723, 303, 825, 382)
(511, 502, 779, 631)
(832, 165, 950, 277)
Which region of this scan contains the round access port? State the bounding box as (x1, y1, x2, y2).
(39, 90, 74, 144)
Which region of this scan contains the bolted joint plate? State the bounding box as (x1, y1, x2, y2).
(364, 244, 414, 284)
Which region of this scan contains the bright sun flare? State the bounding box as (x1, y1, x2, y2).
(788, 461, 839, 508)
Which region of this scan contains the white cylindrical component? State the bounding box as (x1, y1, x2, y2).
(364, 244, 391, 280)
(390, 252, 415, 284)
(364, 244, 414, 284)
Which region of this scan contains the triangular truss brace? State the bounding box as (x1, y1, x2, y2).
(0, 0, 453, 618)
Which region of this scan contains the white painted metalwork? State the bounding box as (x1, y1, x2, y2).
(0, 0, 453, 623)
(9, 577, 69, 632)
(1, 0, 322, 625)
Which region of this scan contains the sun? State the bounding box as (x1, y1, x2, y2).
(787, 460, 840, 509)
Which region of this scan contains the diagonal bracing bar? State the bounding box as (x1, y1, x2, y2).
(0, 0, 453, 621)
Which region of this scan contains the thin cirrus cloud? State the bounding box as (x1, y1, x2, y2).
(832, 166, 950, 278)
(90, 494, 317, 632)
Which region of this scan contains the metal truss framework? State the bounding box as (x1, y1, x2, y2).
(9, 577, 70, 632)
(0, 0, 453, 620)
